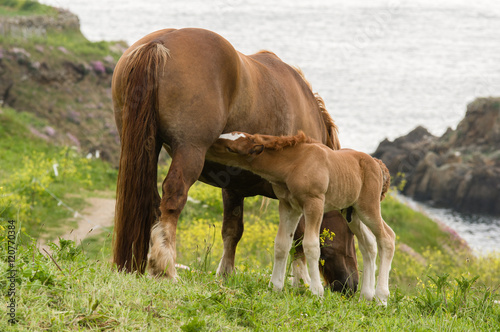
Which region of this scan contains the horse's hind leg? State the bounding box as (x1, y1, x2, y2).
(374, 219, 395, 305)
(216, 189, 244, 276)
(352, 207, 396, 305)
(347, 213, 378, 302)
(147, 146, 206, 279)
(364, 213, 395, 305)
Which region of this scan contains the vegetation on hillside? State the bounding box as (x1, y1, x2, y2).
(1, 107, 499, 330)
(0, 2, 499, 330)
(0, 0, 126, 164)
(1, 221, 499, 330)
(0, 0, 56, 16)
(0, 107, 117, 241)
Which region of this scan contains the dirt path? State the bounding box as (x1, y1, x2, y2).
(61, 196, 116, 244)
(39, 196, 115, 253)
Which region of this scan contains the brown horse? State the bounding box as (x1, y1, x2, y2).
(208, 131, 395, 303)
(111, 28, 357, 290)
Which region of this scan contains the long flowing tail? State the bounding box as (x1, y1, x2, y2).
(374, 158, 391, 201)
(113, 40, 170, 273)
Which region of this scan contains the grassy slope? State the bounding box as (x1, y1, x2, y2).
(0, 107, 117, 240)
(0, 0, 57, 17)
(2, 102, 498, 330)
(0, 0, 126, 165)
(1, 2, 499, 330)
(0, 235, 499, 331)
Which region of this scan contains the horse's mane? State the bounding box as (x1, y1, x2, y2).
(253, 131, 317, 151)
(292, 67, 341, 150)
(256, 50, 280, 58)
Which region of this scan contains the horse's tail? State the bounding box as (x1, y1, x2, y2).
(374, 158, 391, 201)
(113, 40, 170, 273)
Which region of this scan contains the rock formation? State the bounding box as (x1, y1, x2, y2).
(0, 7, 125, 165)
(373, 97, 500, 215)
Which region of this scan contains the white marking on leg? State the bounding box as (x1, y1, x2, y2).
(147, 222, 178, 280)
(270, 232, 290, 291)
(219, 133, 246, 141)
(291, 256, 311, 287)
(303, 240, 324, 296)
(270, 203, 301, 291)
(348, 217, 377, 301)
(375, 221, 395, 306)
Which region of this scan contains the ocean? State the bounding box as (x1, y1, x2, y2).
(39, 0, 500, 254)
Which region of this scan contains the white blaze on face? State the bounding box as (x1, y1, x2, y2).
(219, 133, 246, 141)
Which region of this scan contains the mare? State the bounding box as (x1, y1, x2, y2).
(208, 131, 395, 304)
(111, 28, 357, 291)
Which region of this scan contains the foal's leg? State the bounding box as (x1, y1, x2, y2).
(374, 219, 395, 305)
(147, 146, 206, 279)
(347, 214, 378, 301)
(290, 217, 311, 287)
(359, 210, 395, 305)
(301, 198, 325, 296)
(270, 202, 302, 291)
(353, 207, 396, 305)
(291, 256, 311, 287)
(216, 189, 244, 276)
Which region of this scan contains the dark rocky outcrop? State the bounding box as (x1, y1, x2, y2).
(373, 97, 500, 215)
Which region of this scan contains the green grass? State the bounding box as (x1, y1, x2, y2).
(382, 194, 451, 252)
(0, 234, 499, 331)
(0, 0, 57, 16)
(0, 25, 125, 63)
(0, 107, 117, 240)
(1, 104, 500, 330)
(0, 0, 125, 62)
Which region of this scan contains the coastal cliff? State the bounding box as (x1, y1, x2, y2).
(373, 97, 500, 215)
(0, 4, 124, 164)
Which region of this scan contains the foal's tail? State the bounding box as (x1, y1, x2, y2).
(113, 41, 170, 273)
(374, 158, 391, 201)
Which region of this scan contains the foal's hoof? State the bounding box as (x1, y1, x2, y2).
(375, 295, 388, 306)
(269, 281, 284, 292)
(309, 285, 324, 297)
(376, 299, 388, 306)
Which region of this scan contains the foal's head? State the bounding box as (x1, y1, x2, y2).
(211, 131, 316, 159)
(210, 132, 264, 159)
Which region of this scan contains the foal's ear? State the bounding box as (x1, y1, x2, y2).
(250, 144, 264, 155)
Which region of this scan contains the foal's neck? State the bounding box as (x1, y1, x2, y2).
(246, 149, 296, 183)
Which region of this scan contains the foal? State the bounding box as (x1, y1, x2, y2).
(207, 131, 395, 304)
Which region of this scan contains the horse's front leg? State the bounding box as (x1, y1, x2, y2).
(270, 201, 302, 291)
(147, 146, 206, 279)
(216, 189, 244, 276)
(302, 198, 325, 296)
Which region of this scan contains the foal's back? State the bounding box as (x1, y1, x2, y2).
(281, 144, 383, 211)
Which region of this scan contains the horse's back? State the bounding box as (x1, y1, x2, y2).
(113, 27, 327, 150)
(235, 51, 324, 137)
